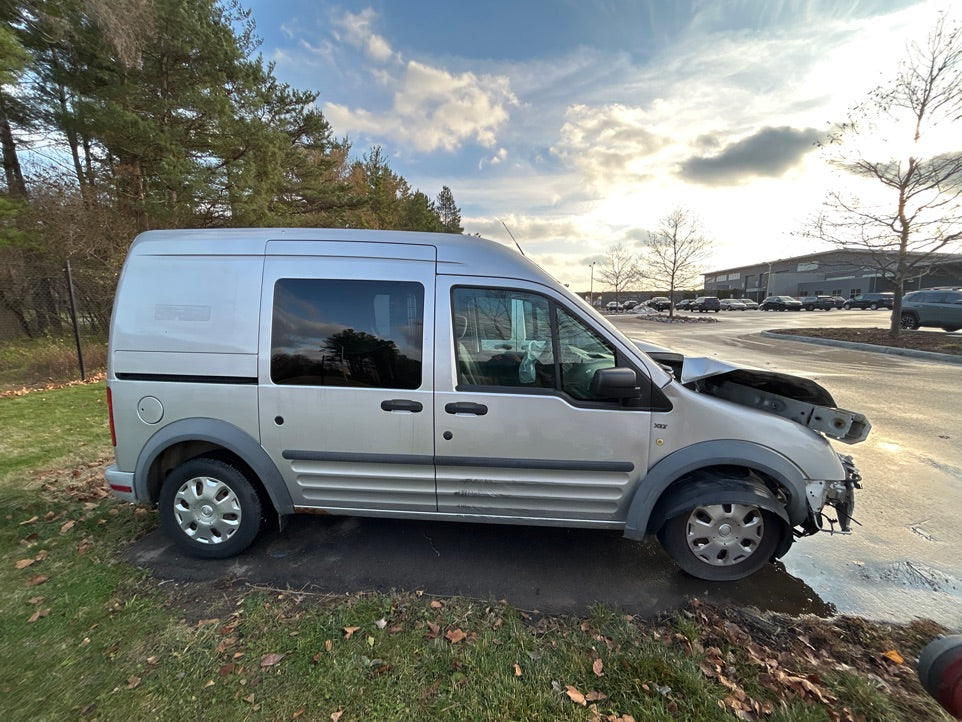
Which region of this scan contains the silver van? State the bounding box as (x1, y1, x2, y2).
(106, 229, 869, 580)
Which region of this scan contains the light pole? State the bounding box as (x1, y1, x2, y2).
(589, 262, 595, 306)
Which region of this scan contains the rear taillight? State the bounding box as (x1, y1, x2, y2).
(106, 386, 117, 447)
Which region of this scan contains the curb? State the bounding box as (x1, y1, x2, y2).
(760, 331, 962, 365)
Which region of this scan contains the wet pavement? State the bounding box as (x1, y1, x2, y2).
(125, 310, 962, 628)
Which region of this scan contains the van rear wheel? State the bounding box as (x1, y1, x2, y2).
(658, 504, 782, 581)
(159, 458, 262, 559)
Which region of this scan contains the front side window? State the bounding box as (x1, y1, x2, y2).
(452, 287, 620, 401)
(272, 279, 424, 388)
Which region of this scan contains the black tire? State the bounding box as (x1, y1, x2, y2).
(944, 326, 961, 333)
(900, 313, 920, 330)
(658, 504, 783, 581)
(843, 303, 851, 310)
(159, 457, 263, 559)
(869, 303, 879, 310)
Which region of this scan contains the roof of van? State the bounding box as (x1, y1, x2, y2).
(128, 228, 557, 286)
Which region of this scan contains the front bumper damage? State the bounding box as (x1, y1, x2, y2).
(803, 454, 863, 536)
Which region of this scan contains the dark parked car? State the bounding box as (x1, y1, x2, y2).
(831, 296, 847, 308)
(759, 295, 803, 311)
(800, 295, 837, 311)
(646, 296, 672, 311)
(843, 293, 894, 310)
(690, 296, 721, 312)
(900, 288, 962, 332)
(675, 298, 692, 310)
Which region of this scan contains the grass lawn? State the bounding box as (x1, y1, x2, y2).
(0, 383, 953, 721)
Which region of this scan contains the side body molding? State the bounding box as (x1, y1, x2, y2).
(623, 439, 809, 540)
(134, 418, 294, 517)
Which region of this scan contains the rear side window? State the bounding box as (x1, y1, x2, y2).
(271, 279, 424, 388)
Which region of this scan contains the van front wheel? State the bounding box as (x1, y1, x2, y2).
(658, 504, 782, 581)
(160, 458, 262, 559)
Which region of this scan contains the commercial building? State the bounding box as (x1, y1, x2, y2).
(703, 248, 962, 301)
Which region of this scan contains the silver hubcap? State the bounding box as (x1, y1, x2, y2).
(172, 476, 242, 545)
(684, 503, 764, 566)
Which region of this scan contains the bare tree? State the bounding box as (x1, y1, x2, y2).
(802, 12, 962, 336)
(597, 243, 642, 305)
(644, 207, 712, 318)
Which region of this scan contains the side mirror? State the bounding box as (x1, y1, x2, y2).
(590, 367, 641, 400)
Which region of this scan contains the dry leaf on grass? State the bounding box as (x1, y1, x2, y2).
(445, 628, 467, 644)
(566, 685, 587, 706)
(342, 626, 360, 639)
(513, 663, 523, 677)
(593, 658, 604, 676)
(261, 653, 285, 668)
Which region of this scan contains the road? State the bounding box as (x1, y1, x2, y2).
(613, 309, 962, 627)
(125, 308, 962, 627)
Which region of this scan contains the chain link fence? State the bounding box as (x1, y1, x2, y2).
(0, 258, 117, 387)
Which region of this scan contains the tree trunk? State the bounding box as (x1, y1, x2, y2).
(0, 90, 27, 197)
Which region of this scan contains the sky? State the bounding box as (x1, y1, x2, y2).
(241, 0, 948, 290)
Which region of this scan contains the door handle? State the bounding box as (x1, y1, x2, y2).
(444, 402, 488, 416)
(380, 399, 423, 413)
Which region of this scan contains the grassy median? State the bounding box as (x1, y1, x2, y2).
(0, 382, 952, 721)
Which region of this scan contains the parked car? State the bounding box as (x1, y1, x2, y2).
(105, 228, 869, 581)
(720, 299, 747, 311)
(800, 295, 837, 311)
(622, 299, 639, 311)
(675, 298, 692, 310)
(690, 296, 721, 312)
(606, 301, 623, 312)
(831, 296, 847, 309)
(843, 293, 894, 310)
(759, 295, 803, 311)
(646, 296, 672, 311)
(900, 288, 962, 332)
(736, 298, 759, 310)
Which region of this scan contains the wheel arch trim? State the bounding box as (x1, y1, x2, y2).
(623, 440, 808, 540)
(134, 418, 294, 517)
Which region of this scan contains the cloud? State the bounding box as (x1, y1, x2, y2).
(550, 103, 668, 186)
(325, 60, 517, 153)
(680, 126, 821, 184)
(332, 8, 397, 63)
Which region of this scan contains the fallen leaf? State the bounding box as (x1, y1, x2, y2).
(28, 596, 44, 605)
(60, 520, 75, 535)
(215, 637, 236, 654)
(882, 649, 904, 665)
(204, 680, 215, 688)
(331, 710, 343, 722)
(325, 639, 333, 652)
(15, 558, 34, 570)
(27, 608, 50, 623)
(426, 622, 440, 639)
(219, 663, 235, 676)
(513, 663, 523, 677)
(430, 599, 443, 609)
(445, 628, 467, 644)
(585, 690, 607, 702)
(343, 626, 360, 639)
(292, 708, 305, 719)
(261, 653, 285, 668)
(146, 656, 160, 665)
(566, 685, 587, 706)
(593, 658, 604, 677)
(126, 676, 141, 690)
(375, 618, 388, 629)
(19, 516, 38, 526)
(26, 575, 48, 587)
(243, 693, 255, 704)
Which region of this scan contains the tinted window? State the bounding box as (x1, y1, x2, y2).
(272, 279, 424, 388)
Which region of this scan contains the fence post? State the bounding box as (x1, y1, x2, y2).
(64, 259, 86, 381)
